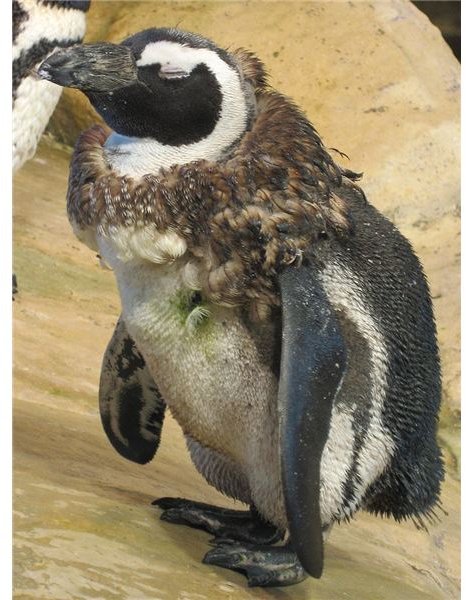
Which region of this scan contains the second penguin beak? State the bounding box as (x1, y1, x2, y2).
(37, 43, 138, 93)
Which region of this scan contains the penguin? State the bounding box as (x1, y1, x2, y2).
(37, 28, 444, 587)
(13, 0, 90, 172)
(13, 0, 90, 297)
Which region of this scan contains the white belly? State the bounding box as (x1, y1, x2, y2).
(97, 229, 286, 526)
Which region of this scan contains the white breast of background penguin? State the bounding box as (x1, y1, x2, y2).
(13, 0, 87, 171)
(13, 0, 87, 61)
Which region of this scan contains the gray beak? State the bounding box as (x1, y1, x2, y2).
(37, 43, 138, 93)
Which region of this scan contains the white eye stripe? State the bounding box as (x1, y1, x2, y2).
(137, 40, 220, 75)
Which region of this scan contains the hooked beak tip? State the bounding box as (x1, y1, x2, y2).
(36, 51, 77, 88)
(36, 65, 52, 81)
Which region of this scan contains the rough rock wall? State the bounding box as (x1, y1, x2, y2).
(46, 0, 460, 419)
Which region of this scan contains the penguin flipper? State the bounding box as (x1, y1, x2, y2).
(99, 316, 166, 464)
(278, 261, 346, 578)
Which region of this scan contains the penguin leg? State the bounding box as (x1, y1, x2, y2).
(203, 540, 306, 587)
(153, 498, 282, 544)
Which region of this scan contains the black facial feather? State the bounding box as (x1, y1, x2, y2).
(87, 63, 222, 144)
(80, 27, 232, 145)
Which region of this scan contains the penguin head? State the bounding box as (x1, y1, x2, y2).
(38, 28, 254, 149)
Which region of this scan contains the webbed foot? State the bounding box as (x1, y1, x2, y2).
(152, 497, 282, 544)
(203, 540, 307, 587)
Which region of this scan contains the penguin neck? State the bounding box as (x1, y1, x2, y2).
(103, 130, 241, 177)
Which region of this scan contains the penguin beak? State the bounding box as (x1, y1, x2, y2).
(37, 43, 138, 93)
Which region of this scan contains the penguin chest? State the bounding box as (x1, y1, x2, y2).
(97, 227, 279, 464)
(13, 77, 62, 171)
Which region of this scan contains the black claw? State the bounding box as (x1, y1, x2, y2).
(247, 568, 273, 588)
(203, 547, 244, 569)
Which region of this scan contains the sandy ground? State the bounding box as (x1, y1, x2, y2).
(13, 136, 459, 599)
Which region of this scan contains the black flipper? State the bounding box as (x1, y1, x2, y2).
(278, 261, 346, 578)
(99, 316, 166, 464)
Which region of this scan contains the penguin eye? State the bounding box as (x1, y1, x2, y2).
(159, 65, 189, 80)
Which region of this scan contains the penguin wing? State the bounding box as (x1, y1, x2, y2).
(278, 260, 346, 578)
(99, 316, 166, 464)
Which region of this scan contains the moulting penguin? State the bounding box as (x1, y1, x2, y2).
(38, 28, 444, 587)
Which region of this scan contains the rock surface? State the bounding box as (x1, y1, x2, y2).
(14, 1, 459, 598)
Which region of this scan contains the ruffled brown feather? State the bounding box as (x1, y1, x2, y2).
(67, 52, 363, 318)
(231, 48, 268, 90)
